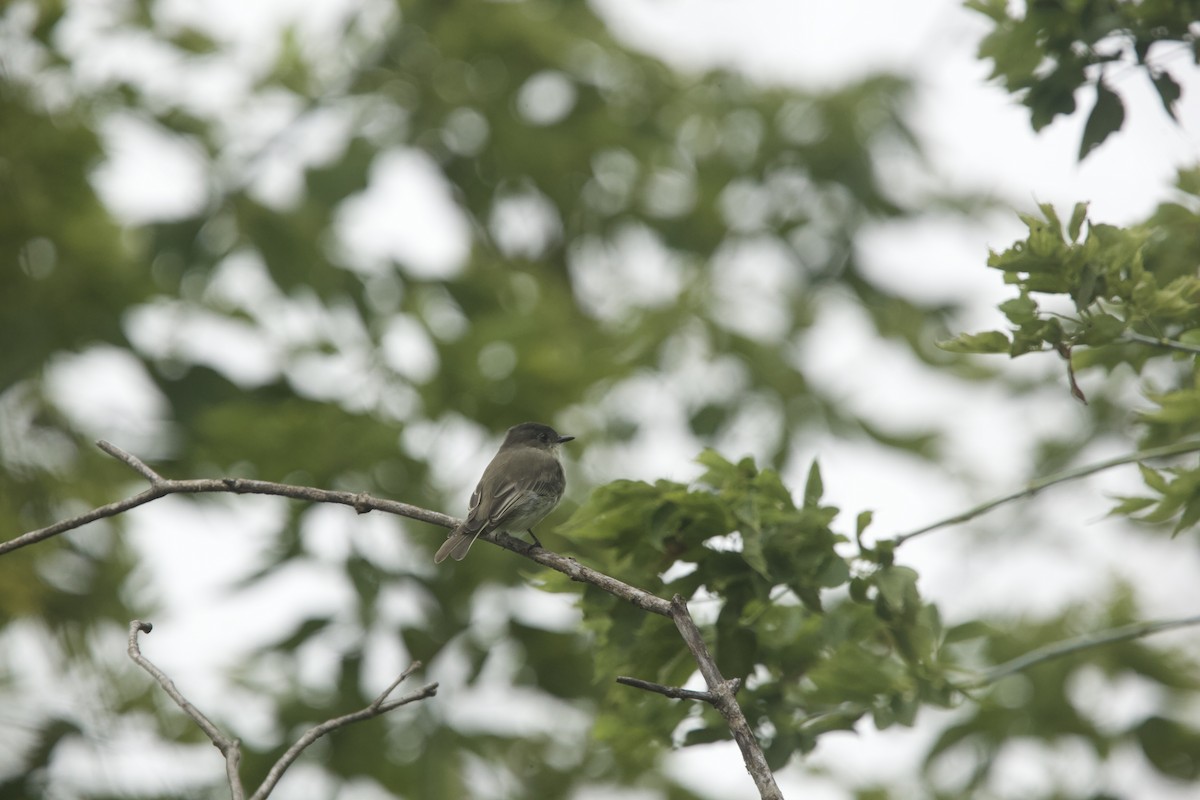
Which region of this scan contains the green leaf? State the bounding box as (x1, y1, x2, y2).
(855, 510, 874, 552)
(874, 565, 920, 617)
(1067, 202, 1089, 241)
(937, 331, 1010, 354)
(803, 460, 823, 508)
(999, 295, 1038, 325)
(1027, 61, 1083, 130)
(695, 448, 739, 487)
(1138, 464, 1168, 493)
(1172, 494, 1200, 537)
(1079, 80, 1125, 160)
(1108, 495, 1156, 516)
(1076, 313, 1125, 346)
(815, 555, 851, 588)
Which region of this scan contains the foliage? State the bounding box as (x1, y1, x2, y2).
(942, 172, 1200, 536)
(557, 452, 953, 770)
(967, 0, 1200, 158)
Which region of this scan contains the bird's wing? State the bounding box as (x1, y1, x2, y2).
(474, 448, 564, 531)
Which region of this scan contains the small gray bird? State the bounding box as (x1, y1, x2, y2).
(434, 422, 574, 563)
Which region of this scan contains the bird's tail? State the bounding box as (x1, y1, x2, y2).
(433, 525, 483, 563)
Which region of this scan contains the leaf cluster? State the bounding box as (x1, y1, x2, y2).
(967, 0, 1200, 158)
(940, 179, 1200, 536)
(555, 451, 954, 769)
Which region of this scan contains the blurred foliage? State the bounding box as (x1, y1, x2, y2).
(2, 0, 1199, 798)
(967, 0, 1200, 158)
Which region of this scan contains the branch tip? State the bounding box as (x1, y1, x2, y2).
(97, 439, 164, 482)
(372, 662, 425, 708)
(616, 675, 716, 703)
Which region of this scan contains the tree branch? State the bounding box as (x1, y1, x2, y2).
(668, 595, 783, 800)
(127, 620, 437, 800)
(5, 441, 672, 617)
(615, 675, 720, 703)
(252, 661, 437, 800)
(18, 442, 782, 796)
(1, 440, 457, 558)
(1123, 331, 1200, 355)
(128, 620, 245, 800)
(963, 612, 1200, 689)
(892, 439, 1200, 546)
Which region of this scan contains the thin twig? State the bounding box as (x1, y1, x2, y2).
(98, 440, 164, 482)
(128, 621, 247, 800)
(128, 620, 436, 800)
(251, 664, 437, 800)
(1123, 331, 1200, 355)
(616, 676, 717, 703)
(893, 439, 1200, 546)
(963, 612, 1200, 689)
(669, 595, 783, 800)
(796, 702, 866, 732)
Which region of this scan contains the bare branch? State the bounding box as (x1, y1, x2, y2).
(251, 666, 438, 800)
(893, 439, 1200, 546)
(669, 595, 783, 800)
(964, 612, 1200, 689)
(616, 675, 717, 703)
(98, 439, 164, 482)
(2, 441, 457, 558)
(3, 486, 171, 556)
(127, 621, 246, 800)
(128, 620, 436, 800)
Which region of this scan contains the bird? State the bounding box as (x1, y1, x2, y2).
(434, 422, 574, 563)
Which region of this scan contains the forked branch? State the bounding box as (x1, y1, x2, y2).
(127, 621, 437, 800)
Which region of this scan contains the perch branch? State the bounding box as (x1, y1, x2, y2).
(892, 439, 1200, 546)
(5, 442, 670, 617)
(127, 621, 436, 800)
(1, 440, 456, 557)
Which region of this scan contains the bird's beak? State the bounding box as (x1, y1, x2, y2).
(557, 435, 575, 444)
